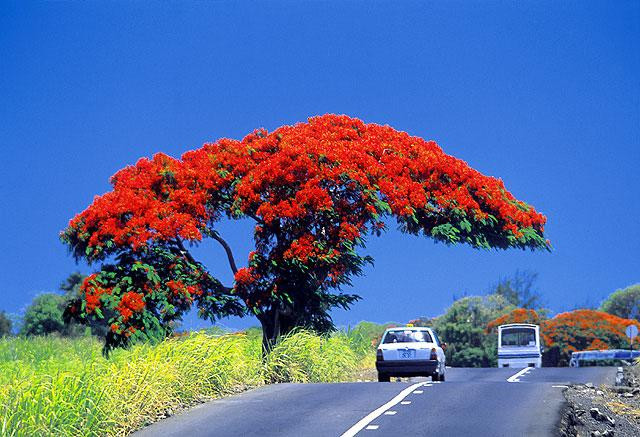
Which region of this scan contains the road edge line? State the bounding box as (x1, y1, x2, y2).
(507, 367, 532, 383)
(340, 381, 427, 437)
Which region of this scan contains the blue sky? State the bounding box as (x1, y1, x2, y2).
(1, 1, 638, 330)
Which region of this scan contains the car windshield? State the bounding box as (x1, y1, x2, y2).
(383, 330, 432, 344)
(501, 328, 536, 347)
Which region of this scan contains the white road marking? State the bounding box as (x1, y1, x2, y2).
(383, 411, 397, 415)
(400, 401, 411, 405)
(340, 381, 427, 437)
(552, 385, 568, 388)
(365, 425, 379, 430)
(413, 390, 423, 394)
(507, 367, 533, 383)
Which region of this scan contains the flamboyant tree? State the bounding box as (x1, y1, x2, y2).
(62, 114, 550, 353)
(540, 309, 640, 365)
(486, 308, 543, 333)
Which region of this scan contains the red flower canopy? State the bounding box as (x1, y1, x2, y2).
(62, 114, 550, 352)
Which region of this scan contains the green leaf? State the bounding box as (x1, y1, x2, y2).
(94, 307, 104, 319)
(459, 219, 472, 233)
(431, 224, 461, 244)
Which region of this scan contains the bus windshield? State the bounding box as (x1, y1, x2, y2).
(501, 327, 536, 347)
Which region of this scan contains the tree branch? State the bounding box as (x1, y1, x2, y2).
(174, 238, 198, 265)
(246, 212, 265, 225)
(175, 237, 235, 292)
(211, 230, 238, 275)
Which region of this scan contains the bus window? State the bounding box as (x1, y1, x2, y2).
(501, 328, 536, 347)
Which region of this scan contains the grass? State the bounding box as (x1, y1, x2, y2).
(0, 327, 376, 437)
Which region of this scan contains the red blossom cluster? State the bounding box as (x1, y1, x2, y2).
(283, 235, 322, 263)
(116, 291, 145, 322)
(67, 154, 210, 258)
(166, 280, 203, 299)
(81, 273, 113, 313)
(486, 308, 542, 333)
(234, 268, 255, 286)
(540, 309, 640, 354)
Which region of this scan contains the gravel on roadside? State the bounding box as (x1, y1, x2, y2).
(559, 365, 640, 437)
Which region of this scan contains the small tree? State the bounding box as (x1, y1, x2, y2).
(434, 294, 515, 367)
(60, 272, 86, 298)
(61, 114, 550, 354)
(492, 270, 543, 309)
(600, 284, 640, 320)
(21, 294, 67, 336)
(0, 311, 12, 337)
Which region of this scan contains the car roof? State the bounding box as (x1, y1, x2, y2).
(385, 326, 433, 331)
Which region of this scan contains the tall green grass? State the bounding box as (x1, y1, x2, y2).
(0, 328, 374, 437)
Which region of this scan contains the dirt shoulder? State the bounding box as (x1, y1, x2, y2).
(559, 365, 640, 437)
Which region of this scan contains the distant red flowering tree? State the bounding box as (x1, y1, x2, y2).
(62, 114, 550, 353)
(540, 309, 640, 366)
(486, 308, 542, 333)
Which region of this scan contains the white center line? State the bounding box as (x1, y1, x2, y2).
(383, 411, 397, 415)
(507, 367, 533, 383)
(552, 385, 568, 388)
(413, 390, 423, 394)
(365, 425, 379, 430)
(400, 401, 411, 405)
(340, 381, 427, 437)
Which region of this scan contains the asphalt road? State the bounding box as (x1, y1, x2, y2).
(133, 367, 615, 437)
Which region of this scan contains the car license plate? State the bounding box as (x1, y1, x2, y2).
(399, 350, 415, 359)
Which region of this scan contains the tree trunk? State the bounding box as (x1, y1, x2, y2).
(258, 305, 294, 356)
(258, 309, 279, 356)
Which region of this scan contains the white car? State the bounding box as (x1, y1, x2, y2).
(375, 325, 447, 382)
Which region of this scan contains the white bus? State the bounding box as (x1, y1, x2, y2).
(497, 323, 542, 368)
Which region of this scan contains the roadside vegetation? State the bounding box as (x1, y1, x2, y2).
(0, 326, 377, 437)
(2, 270, 637, 435)
(406, 274, 640, 368)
